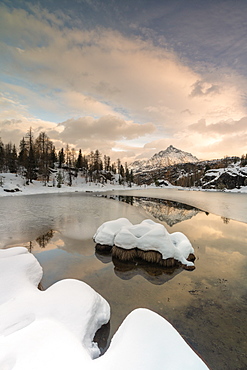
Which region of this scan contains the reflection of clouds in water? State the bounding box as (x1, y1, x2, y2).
(205, 248, 244, 265)
(58, 236, 95, 256)
(160, 212, 247, 257)
(59, 222, 97, 241)
(36, 248, 107, 290)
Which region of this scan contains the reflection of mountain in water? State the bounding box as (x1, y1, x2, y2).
(118, 196, 201, 227)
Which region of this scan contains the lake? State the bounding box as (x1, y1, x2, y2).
(0, 191, 246, 370)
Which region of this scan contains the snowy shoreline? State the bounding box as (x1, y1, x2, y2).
(0, 172, 247, 198)
(1, 173, 247, 225)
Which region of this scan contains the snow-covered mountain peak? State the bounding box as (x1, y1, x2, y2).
(131, 146, 199, 172)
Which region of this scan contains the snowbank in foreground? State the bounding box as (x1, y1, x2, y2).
(94, 218, 194, 268)
(94, 308, 208, 370)
(0, 247, 209, 369)
(0, 247, 110, 369)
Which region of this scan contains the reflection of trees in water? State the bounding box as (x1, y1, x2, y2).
(36, 230, 54, 248)
(221, 217, 230, 224)
(118, 196, 201, 227)
(27, 241, 33, 253)
(26, 230, 54, 252)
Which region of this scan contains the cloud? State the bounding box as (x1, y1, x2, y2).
(58, 91, 115, 117)
(141, 115, 247, 160)
(1, 3, 247, 162)
(0, 118, 57, 147)
(189, 117, 247, 135)
(58, 115, 155, 150)
(189, 80, 220, 97)
(0, 92, 58, 145)
(2, 4, 246, 127)
(183, 117, 247, 158)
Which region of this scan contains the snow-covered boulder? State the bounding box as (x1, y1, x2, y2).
(93, 217, 132, 247)
(94, 218, 195, 269)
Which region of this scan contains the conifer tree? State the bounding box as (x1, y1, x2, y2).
(82, 155, 88, 171)
(76, 149, 83, 169)
(50, 146, 57, 168)
(24, 128, 37, 183)
(18, 137, 28, 170)
(58, 148, 65, 168)
(93, 149, 102, 173)
(9, 144, 17, 173)
(0, 138, 4, 172)
(26, 141, 36, 183)
(35, 132, 54, 184)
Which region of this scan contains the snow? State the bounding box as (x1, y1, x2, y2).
(93, 218, 133, 246)
(202, 163, 247, 190)
(1, 170, 244, 368)
(94, 308, 208, 370)
(0, 172, 246, 199)
(0, 247, 110, 369)
(94, 218, 194, 267)
(0, 172, 150, 197)
(130, 145, 199, 172)
(0, 247, 208, 369)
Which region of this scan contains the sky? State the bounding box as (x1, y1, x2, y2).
(1, 0, 247, 162)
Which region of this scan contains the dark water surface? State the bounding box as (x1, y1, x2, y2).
(0, 192, 247, 370)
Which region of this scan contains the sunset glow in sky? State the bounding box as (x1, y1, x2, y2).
(1, 0, 247, 162)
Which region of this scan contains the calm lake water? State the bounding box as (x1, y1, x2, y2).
(1, 191, 247, 370)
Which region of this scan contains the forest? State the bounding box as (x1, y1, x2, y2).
(0, 128, 134, 187)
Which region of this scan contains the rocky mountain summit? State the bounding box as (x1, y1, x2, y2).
(131, 145, 199, 173)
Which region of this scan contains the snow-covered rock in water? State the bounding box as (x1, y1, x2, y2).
(93, 217, 132, 246)
(94, 218, 195, 268)
(170, 232, 194, 263)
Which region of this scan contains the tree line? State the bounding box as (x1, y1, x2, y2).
(0, 128, 134, 186)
